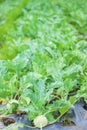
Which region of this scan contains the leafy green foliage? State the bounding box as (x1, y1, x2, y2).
(0, 0, 29, 46)
(0, 0, 87, 128)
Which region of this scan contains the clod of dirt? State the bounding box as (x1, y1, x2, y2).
(15, 110, 26, 116)
(63, 120, 75, 126)
(2, 117, 15, 126)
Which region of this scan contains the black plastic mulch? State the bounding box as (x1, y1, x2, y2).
(0, 101, 87, 130)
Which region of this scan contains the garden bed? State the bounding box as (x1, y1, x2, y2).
(0, 99, 87, 130)
(0, 0, 87, 130)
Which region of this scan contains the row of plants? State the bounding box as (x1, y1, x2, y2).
(0, 0, 87, 129)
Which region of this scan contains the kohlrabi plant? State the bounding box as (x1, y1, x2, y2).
(0, 0, 87, 129)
